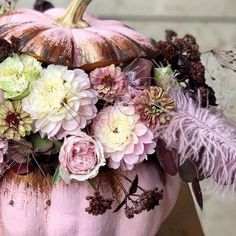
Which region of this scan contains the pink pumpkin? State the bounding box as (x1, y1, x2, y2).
(0, 1, 180, 235)
(0, 0, 157, 70)
(0, 162, 180, 236)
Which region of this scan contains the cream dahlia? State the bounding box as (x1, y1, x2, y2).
(90, 64, 128, 102)
(22, 65, 98, 138)
(93, 105, 156, 170)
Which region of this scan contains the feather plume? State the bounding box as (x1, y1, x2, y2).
(158, 90, 236, 190)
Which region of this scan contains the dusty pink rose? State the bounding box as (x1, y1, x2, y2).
(59, 132, 106, 182)
(93, 105, 156, 170)
(90, 64, 128, 102)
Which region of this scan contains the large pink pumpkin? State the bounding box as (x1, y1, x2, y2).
(0, 162, 180, 236)
(0, 0, 181, 235)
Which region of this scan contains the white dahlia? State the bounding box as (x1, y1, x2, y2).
(22, 65, 98, 138)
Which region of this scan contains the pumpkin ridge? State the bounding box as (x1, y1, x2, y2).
(108, 28, 156, 57)
(20, 27, 73, 66)
(85, 26, 155, 59)
(0, 22, 51, 43)
(82, 27, 144, 61)
(0, 23, 24, 35)
(70, 31, 75, 68)
(18, 27, 51, 51)
(82, 27, 124, 61)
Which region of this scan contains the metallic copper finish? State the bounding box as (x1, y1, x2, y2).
(0, 9, 157, 70)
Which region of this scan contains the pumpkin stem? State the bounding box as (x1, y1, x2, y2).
(57, 0, 92, 28)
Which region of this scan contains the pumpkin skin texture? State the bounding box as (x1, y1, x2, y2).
(0, 162, 180, 236)
(0, 8, 157, 70)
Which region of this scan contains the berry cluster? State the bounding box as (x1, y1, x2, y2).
(85, 191, 113, 216)
(155, 32, 217, 107)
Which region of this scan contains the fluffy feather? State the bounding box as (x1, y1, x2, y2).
(158, 90, 236, 190)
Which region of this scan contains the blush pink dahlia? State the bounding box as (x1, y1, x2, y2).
(90, 64, 128, 102)
(59, 132, 105, 182)
(22, 65, 98, 138)
(93, 105, 156, 170)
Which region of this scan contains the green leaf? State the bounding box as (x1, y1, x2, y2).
(52, 166, 62, 184)
(87, 179, 97, 190)
(31, 134, 54, 153)
(49, 144, 60, 155)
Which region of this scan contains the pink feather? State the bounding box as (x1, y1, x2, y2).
(158, 91, 236, 190)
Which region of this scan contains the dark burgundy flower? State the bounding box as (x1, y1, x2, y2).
(85, 191, 113, 216)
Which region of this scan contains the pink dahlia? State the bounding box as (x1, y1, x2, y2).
(90, 64, 128, 102)
(93, 105, 156, 170)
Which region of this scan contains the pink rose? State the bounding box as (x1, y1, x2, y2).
(59, 132, 105, 182)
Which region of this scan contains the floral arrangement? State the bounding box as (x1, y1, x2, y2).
(0, 0, 236, 221)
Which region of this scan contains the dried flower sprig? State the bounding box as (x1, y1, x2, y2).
(210, 49, 236, 72)
(85, 191, 113, 216)
(113, 174, 163, 219)
(85, 177, 113, 216)
(123, 187, 164, 219)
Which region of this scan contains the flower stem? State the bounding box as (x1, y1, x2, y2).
(113, 170, 146, 192)
(112, 174, 129, 195)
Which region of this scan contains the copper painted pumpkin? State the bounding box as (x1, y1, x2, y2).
(0, 0, 157, 70)
(0, 1, 181, 236)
